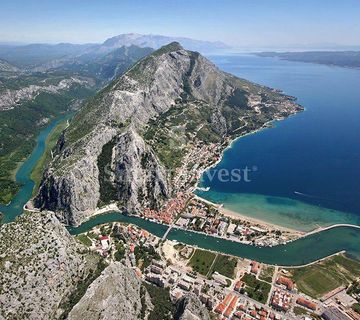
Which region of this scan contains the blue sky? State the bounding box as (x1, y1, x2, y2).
(0, 0, 359, 48)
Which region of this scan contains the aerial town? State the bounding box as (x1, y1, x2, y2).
(75, 221, 360, 320)
(140, 192, 302, 247)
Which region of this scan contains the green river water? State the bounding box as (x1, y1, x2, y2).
(68, 211, 360, 266)
(0, 113, 72, 223)
(0, 114, 359, 266)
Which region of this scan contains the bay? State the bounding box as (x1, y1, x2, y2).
(196, 54, 360, 231)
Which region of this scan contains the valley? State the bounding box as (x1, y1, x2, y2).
(0, 40, 154, 205)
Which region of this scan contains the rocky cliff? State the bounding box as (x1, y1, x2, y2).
(0, 77, 92, 111)
(0, 211, 99, 319)
(35, 42, 302, 226)
(175, 294, 211, 320)
(68, 262, 153, 320)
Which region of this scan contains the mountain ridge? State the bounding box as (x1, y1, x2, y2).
(34, 42, 302, 226)
(102, 33, 229, 52)
(0, 34, 229, 69)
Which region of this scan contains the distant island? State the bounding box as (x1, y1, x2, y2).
(255, 51, 360, 68)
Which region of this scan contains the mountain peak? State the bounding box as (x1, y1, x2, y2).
(154, 41, 184, 54)
(35, 41, 301, 226)
(101, 33, 229, 53)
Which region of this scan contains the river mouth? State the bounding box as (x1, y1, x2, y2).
(68, 211, 360, 266)
(1, 55, 360, 266)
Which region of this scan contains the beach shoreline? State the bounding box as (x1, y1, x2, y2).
(193, 194, 304, 235)
(191, 110, 304, 234)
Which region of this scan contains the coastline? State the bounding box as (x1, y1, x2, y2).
(192, 108, 304, 233)
(193, 194, 304, 235)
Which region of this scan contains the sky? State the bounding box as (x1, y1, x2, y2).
(1, 0, 360, 49)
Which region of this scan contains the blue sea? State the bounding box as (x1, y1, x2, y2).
(196, 54, 360, 231)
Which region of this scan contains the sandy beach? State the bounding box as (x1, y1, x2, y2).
(193, 194, 304, 235)
(191, 113, 307, 237)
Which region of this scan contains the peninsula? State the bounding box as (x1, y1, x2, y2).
(34, 42, 302, 227)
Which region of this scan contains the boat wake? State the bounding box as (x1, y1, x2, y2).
(294, 191, 349, 207)
(294, 191, 331, 201)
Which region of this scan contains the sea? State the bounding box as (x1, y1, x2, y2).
(196, 54, 360, 231)
(2, 53, 360, 263)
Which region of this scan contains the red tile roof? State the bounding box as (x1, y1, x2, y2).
(276, 276, 294, 291)
(229, 295, 238, 309)
(234, 280, 243, 291)
(296, 297, 317, 310)
(215, 303, 226, 314)
(224, 306, 234, 317)
(234, 311, 243, 319)
(223, 293, 233, 306)
(129, 243, 135, 253)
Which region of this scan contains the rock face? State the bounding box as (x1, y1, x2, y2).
(175, 294, 211, 320)
(68, 262, 153, 320)
(35, 42, 302, 226)
(0, 77, 92, 111)
(0, 211, 98, 319)
(112, 129, 170, 211)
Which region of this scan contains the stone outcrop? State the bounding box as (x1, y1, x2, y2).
(0, 59, 18, 73)
(175, 294, 211, 320)
(68, 262, 153, 320)
(0, 211, 99, 319)
(0, 77, 91, 111)
(112, 129, 170, 211)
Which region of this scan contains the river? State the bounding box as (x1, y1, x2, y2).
(1, 55, 359, 265)
(68, 211, 360, 266)
(0, 113, 72, 223)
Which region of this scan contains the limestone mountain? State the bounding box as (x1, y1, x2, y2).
(34, 42, 302, 226)
(0, 211, 101, 319)
(101, 33, 229, 52)
(67, 262, 153, 320)
(33, 45, 154, 85)
(0, 42, 153, 204)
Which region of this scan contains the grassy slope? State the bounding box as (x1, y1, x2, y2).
(30, 119, 68, 195)
(75, 234, 92, 247)
(287, 254, 360, 298)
